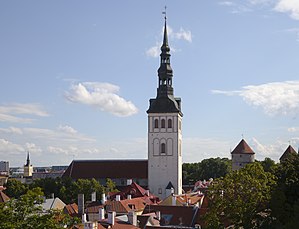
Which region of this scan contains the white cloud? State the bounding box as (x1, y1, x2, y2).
(219, 1, 234, 6)
(0, 103, 49, 123)
(146, 42, 160, 58)
(65, 82, 138, 117)
(288, 127, 298, 132)
(146, 25, 192, 58)
(174, 28, 192, 43)
(275, 0, 299, 20)
(58, 125, 78, 134)
(212, 81, 299, 116)
(0, 138, 24, 155)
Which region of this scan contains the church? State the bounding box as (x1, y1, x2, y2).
(64, 16, 182, 199)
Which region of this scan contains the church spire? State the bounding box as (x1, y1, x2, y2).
(25, 151, 30, 166)
(157, 11, 174, 98)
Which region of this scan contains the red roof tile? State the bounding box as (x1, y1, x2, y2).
(63, 160, 148, 179)
(231, 139, 255, 154)
(64, 203, 79, 217)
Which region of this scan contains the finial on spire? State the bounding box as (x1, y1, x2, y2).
(162, 6, 167, 21)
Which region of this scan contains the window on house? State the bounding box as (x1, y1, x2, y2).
(154, 119, 159, 128)
(161, 119, 165, 128)
(168, 119, 172, 128)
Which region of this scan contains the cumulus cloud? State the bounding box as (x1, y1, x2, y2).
(65, 82, 138, 117)
(212, 81, 299, 116)
(146, 25, 192, 58)
(275, 0, 299, 20)
(0, 103, 49, 123)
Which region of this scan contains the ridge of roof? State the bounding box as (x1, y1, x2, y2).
(279, 145, 298, 161)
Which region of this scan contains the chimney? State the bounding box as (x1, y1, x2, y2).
(127, 179, 132, 185)
(128, 211, 137, 226)
(101, 193, 106, 204)
(116, 195, 121, 201)
(156, 211, 161, 221)
(82, 213, 87, 223)
(78, 194, 84, 215)
(145, 190, 150, 196)
(108, 211, 116, 225)
(172, 195, 176, 206)
(127, 194, 131, 200)
(50, 193, 54, 199)
(99, 207, 105, 221)
(91, 192, 96, 202)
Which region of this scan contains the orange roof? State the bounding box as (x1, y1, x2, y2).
(231, 139, 255, 154)
(105, 197, 146, 214)
(64, 203, 78, 217)
(280, 145, 298, 162)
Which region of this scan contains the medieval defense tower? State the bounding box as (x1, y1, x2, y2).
(147, 15, 183, 199)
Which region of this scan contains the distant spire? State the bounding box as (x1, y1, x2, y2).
(25, 151, 30, 166)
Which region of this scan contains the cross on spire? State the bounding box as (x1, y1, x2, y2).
(162, 6, 167, 20)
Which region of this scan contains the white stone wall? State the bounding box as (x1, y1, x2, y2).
(148, 113, 182, 199)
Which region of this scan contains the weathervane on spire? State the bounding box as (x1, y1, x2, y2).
(162, 6, 167, 20)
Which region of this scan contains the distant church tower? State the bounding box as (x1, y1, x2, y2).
(231, 139, 255, 171)
(24, 151, 33, 177)
(147, 15, 183, 199)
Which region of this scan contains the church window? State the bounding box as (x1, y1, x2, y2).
(161, 119, 166, 128)
(168, 119, 172, 128)
(154, 119, 159, 128)
(161, 143, 166, 154)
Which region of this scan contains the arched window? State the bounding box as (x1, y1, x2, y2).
(154, 119, 159, 128)
(168, 119, 172, 128)
(161, 143, 166, 154)
(161, 119, 166, 128)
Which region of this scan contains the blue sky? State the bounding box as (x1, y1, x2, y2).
(1, 0, 299, 167)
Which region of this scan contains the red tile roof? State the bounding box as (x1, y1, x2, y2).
(280, 145, 298, 162)
(64, 203, 79, 217)
(109, 182, 159, 203)
(105, 197, 146, 214)
(62, 160, 148, 179)
(231, 139, 255, 154)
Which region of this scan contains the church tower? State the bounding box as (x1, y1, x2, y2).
(24, 151, 33, 177)
(147, 15, 183, 199)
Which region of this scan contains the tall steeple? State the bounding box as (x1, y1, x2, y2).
(147, 11, 183, 199)
(147, 14, 182, 115)
(25, 151, 30, 166)
(157, 16, 174, 98)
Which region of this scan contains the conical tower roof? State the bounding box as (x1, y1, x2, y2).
(231, 139, 255, 155)
(279, 145, 297, 162)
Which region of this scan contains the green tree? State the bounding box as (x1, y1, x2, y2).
(258, 157, 277, 173)
(106, 178, 118, 193)
(183, 158, 231, 185)
(0, 187, 78, 229)
(204, 163, 276, 229)
(4, 178, 28, 198)
(269, 153, 299, 228)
